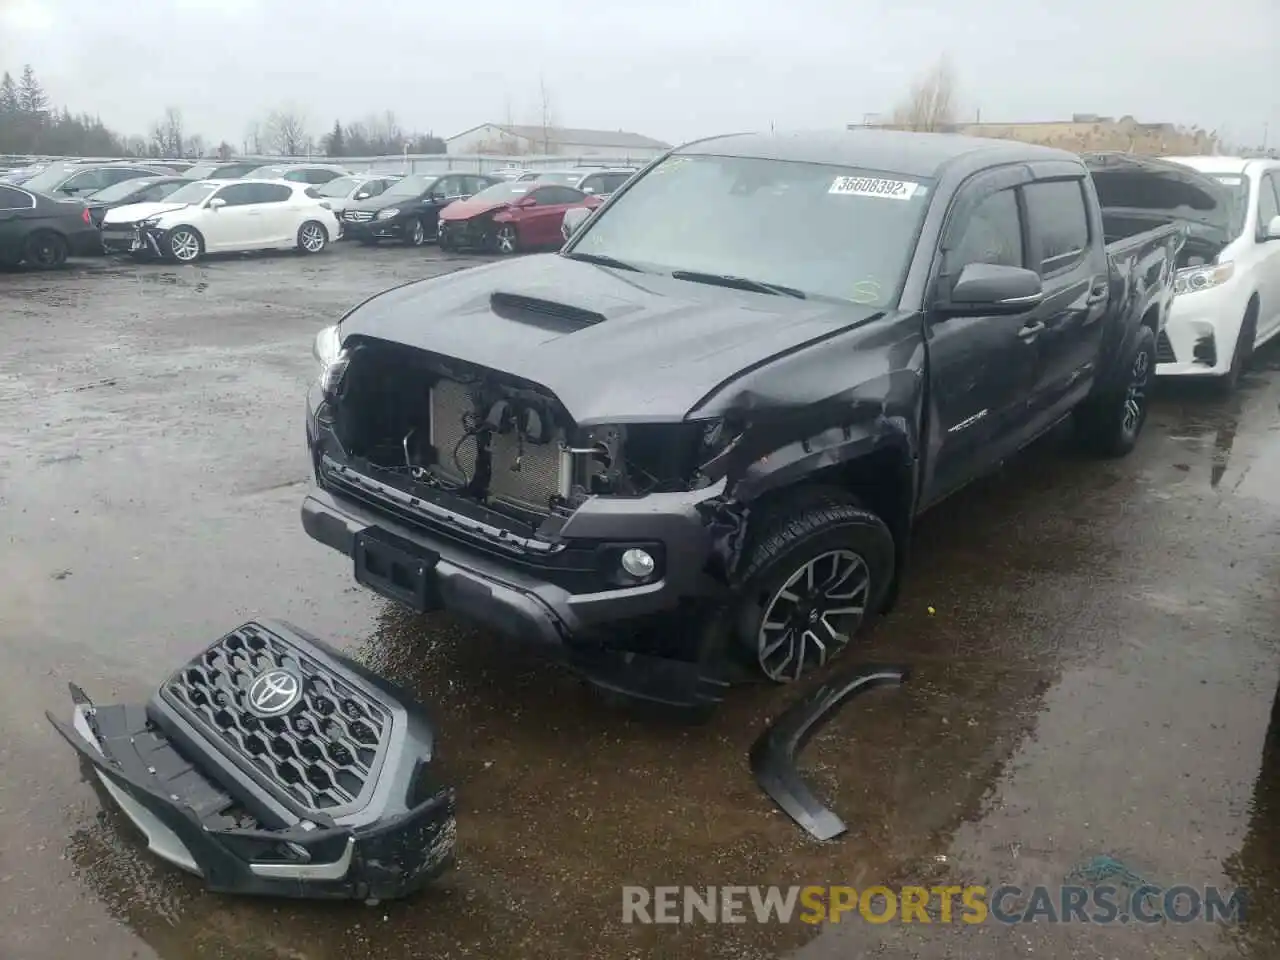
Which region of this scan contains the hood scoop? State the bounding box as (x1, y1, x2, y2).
(489, 291, 607, 333)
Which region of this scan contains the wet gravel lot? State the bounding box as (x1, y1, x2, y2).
(1, 246, 1278, 960)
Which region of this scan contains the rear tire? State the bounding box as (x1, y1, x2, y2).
(24, 231, 68, 270)
(733, 489, 894, 683)
(1215, 304, 1257, 395)
(1075, 325, 1155, 458)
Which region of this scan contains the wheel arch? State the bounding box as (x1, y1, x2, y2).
(733, 441, 915, 615)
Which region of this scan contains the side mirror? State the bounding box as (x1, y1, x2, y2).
(429, 192, 446, 202)
(517, 195, 538, 207)
(208, 197, 227, 210)
(1263, 215, 1280, 242)
(354, 191, 371, 200)
(562, 206, 592, 239)
(939, 262, 1044, 316)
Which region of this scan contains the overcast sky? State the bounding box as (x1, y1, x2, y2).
(1, 0, 1276, 150)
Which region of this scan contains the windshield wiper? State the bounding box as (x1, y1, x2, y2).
(564, 251, 641, 272)
(670, 270, 806, 299)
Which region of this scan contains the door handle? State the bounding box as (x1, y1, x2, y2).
(1018, 320, 1046, 340)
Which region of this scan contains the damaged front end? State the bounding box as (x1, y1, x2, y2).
(47, 620, 456, 900)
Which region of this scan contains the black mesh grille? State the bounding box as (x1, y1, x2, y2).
(1156, 329, 1176, 363)
(161, 623, 390, 814)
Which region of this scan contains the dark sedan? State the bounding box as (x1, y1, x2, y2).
(340, 172, 498, 246)
(0, 184, 102, 268)
(83, 176, 188, 230)
(18, 162, 179, 199)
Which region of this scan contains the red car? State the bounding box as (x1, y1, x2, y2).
(437, 180, 600, 254)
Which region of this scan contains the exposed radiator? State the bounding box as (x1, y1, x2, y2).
(429, 379, 563, 514)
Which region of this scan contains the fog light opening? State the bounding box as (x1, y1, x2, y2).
(1192, 334, 1217, 366)
(619, 548, 657, 580)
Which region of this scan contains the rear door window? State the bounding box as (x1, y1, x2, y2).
(250, 183, 294, 204)
(1023, 179, 1090, 275)
(0, 185, 32, 208)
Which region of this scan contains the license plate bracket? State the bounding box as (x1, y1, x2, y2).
(354, 528, 442, 612)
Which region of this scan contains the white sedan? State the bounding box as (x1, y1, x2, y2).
(1159, 156, 1280, 389)
(101, 178, 342, 263)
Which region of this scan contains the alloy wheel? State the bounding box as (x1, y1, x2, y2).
(1122, 348, 1150, 435)
(170, 230, 200, 263)
(756, 549, 870, 682)
(300, 223, 326, 253)
(409, 219, 425, 245)
(29, 236, 65, 268)
(496, 225, 517, 254)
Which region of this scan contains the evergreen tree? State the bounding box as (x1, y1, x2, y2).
(326, 119, 345, 157)
(0, 72, 17, 113)
(17, 64, 47, 115)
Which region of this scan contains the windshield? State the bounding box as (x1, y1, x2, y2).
(569, 155, 934, 306)
(87, 177, 160, 202)
(159, 182, 218, 205)
(535, 171, 584, 185)
(383, 175, 437, 198)
(316, 176, 361, 197)
(470, 181, 534, 203)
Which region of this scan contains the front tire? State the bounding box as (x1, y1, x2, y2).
(734, 491, 894, 683)
(297, 220, 328, 255)
(404, 217, 427, 247)
(164, 226, 203, 264)
(493, 223, 519, 255)
(24, 231, 69, 270)
(1215, 304, 1257, 395)
(1075, 324, 1155, 458)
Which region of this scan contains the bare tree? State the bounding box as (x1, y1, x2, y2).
(537, 75, 556, 153)
(265, 106, 309, 156)
(890, 56, 958, 133)
(150, 106, 185, 157)
(244, 120, 263, 156)
(186, 133, 206, 158)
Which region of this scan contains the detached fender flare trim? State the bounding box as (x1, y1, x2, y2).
(748, 663, 909, 840)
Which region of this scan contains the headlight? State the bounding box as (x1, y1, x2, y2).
(375, 208, 400, 220)
(313, 324, 342, 366)
(1173, 261, 1233, 296)
(139, 217, 161, 228)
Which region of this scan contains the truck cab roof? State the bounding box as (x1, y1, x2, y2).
(677, 129, 1081, 178)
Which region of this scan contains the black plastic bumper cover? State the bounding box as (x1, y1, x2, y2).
(46, 620, 457, 900)
(749, 664, 909, 841)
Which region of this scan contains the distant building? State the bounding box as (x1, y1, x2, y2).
(847, 115, 1219, 156)
(444, 124, 670, 159)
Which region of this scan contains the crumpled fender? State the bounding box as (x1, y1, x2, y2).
(749, 664, 909, 840)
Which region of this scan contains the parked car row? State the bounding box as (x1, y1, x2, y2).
(4, 143, 1278, 391)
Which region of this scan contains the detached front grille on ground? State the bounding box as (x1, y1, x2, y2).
(162, 623, 391, 815)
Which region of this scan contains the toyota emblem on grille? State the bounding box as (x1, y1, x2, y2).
(248, 669, 302, 716)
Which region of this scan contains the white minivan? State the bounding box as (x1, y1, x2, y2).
(1158, 156, 1280, 389)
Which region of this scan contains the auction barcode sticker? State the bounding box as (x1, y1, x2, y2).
(829, 176, 919, 200)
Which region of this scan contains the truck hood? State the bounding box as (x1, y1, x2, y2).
(337, 254, 882, 424)
(102, 200, 193, 224)
(1083, 152, 1233, 240)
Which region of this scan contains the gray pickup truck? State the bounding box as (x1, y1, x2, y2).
(302, 130, 1226, 714)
